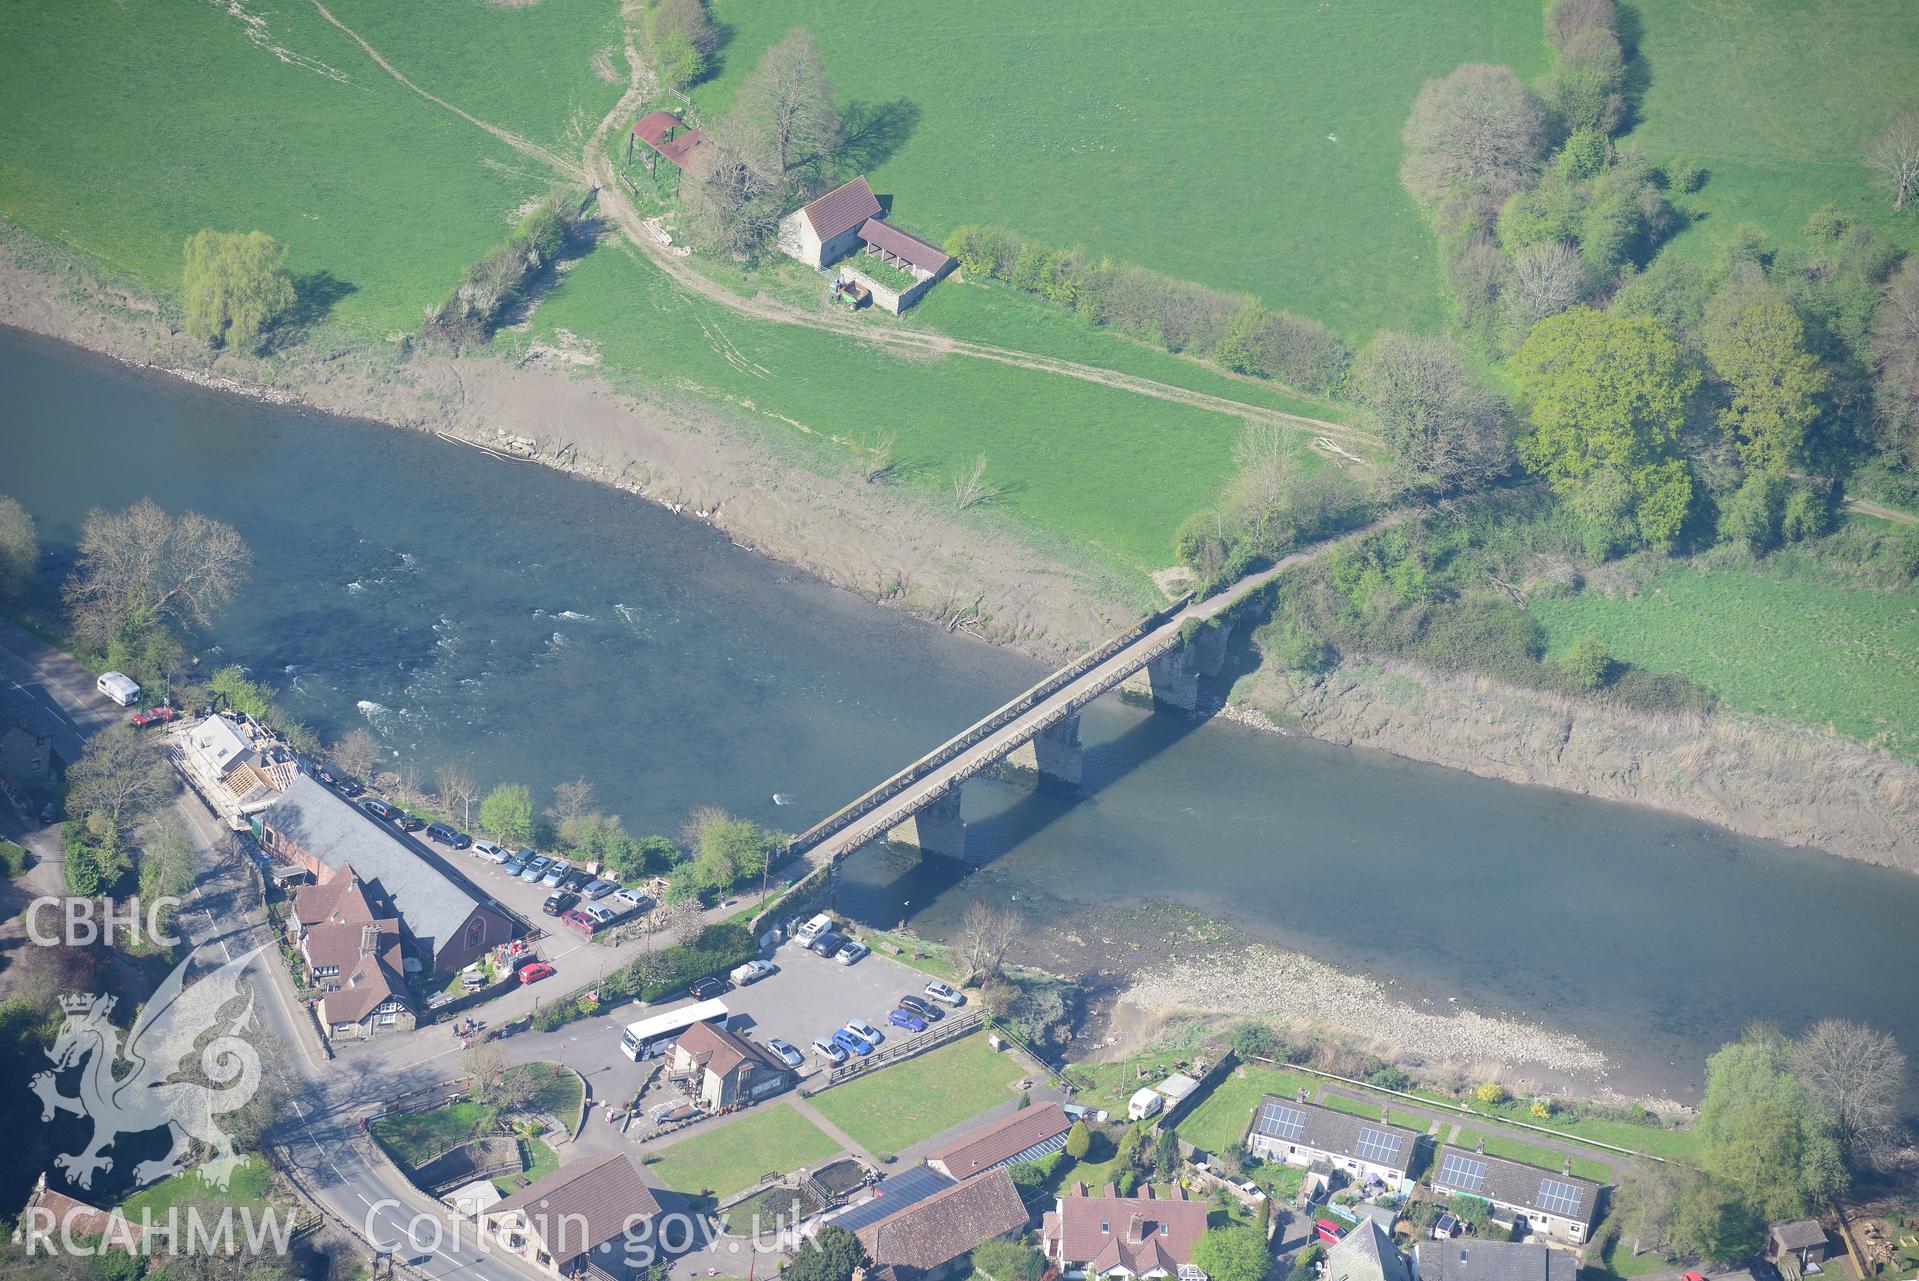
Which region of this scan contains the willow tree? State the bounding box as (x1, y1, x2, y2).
(182, 229, 296, 353)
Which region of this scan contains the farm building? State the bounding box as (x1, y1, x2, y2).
(842, 219, 957, 314)
(629, 110, 706, 172)
(778, 176, 882, 269)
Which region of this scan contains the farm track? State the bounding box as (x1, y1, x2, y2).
(313, 0, 1381, 455)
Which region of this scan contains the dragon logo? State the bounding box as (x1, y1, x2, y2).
(30, 946, 265, 1191)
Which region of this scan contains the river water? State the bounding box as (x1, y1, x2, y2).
(5, 326, 1916, 1103)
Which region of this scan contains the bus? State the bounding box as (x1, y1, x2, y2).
(619, 997, 729, 1060)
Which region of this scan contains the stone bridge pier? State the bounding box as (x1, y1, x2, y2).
(1118, 621, 1234, 712)
(999, 712, 1083, 793)
(886, 786, 966, 860)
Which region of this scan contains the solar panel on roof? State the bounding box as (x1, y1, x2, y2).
(1536, 1177, 1584, 1216)
(1352, 1128, 1404, 1165)
(1256, 1101, 1307, 1140)
(1437, 1153, 1488, 1192)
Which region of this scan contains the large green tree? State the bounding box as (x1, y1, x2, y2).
(479, 783, 536, 846)
(1703, 281, 1827, 474)
(1698, 1025, 1848, 1219)
(182, 229, 297, 353)
(784, 1227, 868, 1281)
(1512, 306, 1701, 550)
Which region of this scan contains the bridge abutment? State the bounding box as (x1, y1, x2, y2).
(886, 786, 966, 860)
(999, 713, 1083, 793)
(1119, 647, 1200, 712)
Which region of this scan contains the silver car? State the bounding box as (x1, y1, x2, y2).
(541, 859, 570, 888)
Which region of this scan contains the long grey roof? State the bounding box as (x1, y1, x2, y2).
(268, 774, 487, 950)
(1248, 1096, 1420, 1174)
(1413, 1240, 1578, 1281)
(1429, 1145, 1602, 1228)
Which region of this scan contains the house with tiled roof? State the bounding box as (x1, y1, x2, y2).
(927, 1103, 1073, 1181)
(482, 1153, 662, 1281)
(1244, 1091, 1421, 1193)
(289, 866, 415, 1039)
(1428, 1143, 1602, 1244)
(667, 1020, 791, 1110)
(852, 1168, 1027, 1281)
(12, 1173, 144, 1255)
(1041, 1184, 1210, 1281)
(1412, 1239, 1578, 1281)
(779, 176, 883, 269)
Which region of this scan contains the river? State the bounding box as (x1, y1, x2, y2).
(5, 326, 1916, 1104)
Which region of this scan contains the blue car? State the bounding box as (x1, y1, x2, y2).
(832, 1028, 873, 1057)
(887, 1008, 927, 1033)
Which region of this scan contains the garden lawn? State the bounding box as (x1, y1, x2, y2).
(1453, 1128, 1612, 1185)
(371, 1101, 494, 1169)
(650, 1104, 843, 1199)
(1533, 564, 1919, 760)
(1170, 1064, 1319, 1157)
(1626, 0, 1919, 265)
(807, 1034, 1022, 1156)
(117, 1161, 274, 1220)
(691, 0, 1548, 340)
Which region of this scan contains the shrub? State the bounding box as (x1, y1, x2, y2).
(1228, 1020, 1283, 1061)
(1530, 1098, 1555, 1120)
(1803, 204, 1850, 241)
(1891, 527, 1919, 581)
(1367, 1065, 1412, 1092)
(972, 1239, 1045, 1281)
(0, 840, 27, 878)
(1780, 486, 1832, 543)
(1717, 472, 1785, 554)
(1064, 1119, 1092, 1160)
(1474, 1081, 1509, 1106)
(480, 784, 536, 846)
(1666, 158, 1706, 193)
(1560, 634, 1614, 691)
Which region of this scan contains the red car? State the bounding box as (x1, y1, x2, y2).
(1315, 1220, 1344, 1246)
(560, 908, 597, 936)
(131, 705, 177, 728)
(516, 961, 555, 985)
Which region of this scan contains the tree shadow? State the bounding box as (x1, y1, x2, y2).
(1614, 3, 1650, 136)
(287, 270, 357, 330)
(831, 98, 921, 180)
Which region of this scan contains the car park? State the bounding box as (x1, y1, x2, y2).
(541, 861, 570, 888)
(426, 822, 469, 848)
(925, 980, 965, 1006)
(561, 908, 597, 935)
(542, 891, 578, 916)
(811, 933, 846, 958)
(689, 977, 726, 1001)
(501, 852, 529, 876)
(812, 1036, 847, 1064)
(359, 798, 399, 822)
(766, 1038, 805, 1069)
(582, 878, 618, 900)
(473, 839, 508, 863)
(887, 1007, 926, 1032)
(520, 856, 551, 883)
(613, 887, 648, 909)
(516, 961, 555, 985)
(898, 994, 942, 1022)
(832, 1028, 872, 1057)
(835, 941, 869, 966)
(844, 1018, 884, 1046)
(793, 913, 834, 946)
(731, 960, 776, 986)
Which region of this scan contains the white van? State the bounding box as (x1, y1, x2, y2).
(96, 671, 141, 707)
(793, 913, 834, 946)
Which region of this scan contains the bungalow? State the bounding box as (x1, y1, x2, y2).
(288, 868, 415, 1039)
(1041, 1184, 1210, 1281)
(778, 177, 883, 269)
(926, 1103, 1073, 1181)
(667, 1021, 791, 1111)
(261, 774, 514, 978)
(1428, 1144, 1602, 1244)
(1244, 1093, 1421, 1193)
(1411, 1239, 1578, 1281)
(482, 1153, 662, 1281)
(852, 1168, 1028, 1281)
(1327, 1220, 1411, 1281)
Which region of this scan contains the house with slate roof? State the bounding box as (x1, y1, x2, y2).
(1411, 1239, 1578, 1281)
(852, 1168, 1027, 1281)
(667, 1020, 791, 1110)
(1245, 1092, 1421, 1193)
(1041, 1184, 1210, 1281)
(482, 1153, 662, 1281)
(262, 774, 514, 979)
(1327, 1220, 1411, 1281)
(1428, 1143, 1602, 1244)
(776, 175, 956, 311)
(926, 1103, 1073, 1181)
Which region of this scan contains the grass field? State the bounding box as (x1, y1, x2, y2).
(1533, 562, 1919, 759)
(807, 1034, 1023, 1156)
(691, 0, 1546, 340)
(117, 1161, 274, 1220)
(1627, 0, 1919, 264)
(371, 1101, 495, 1168)
(650, 1103, 843, 1198)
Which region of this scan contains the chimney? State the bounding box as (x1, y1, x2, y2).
(1562, 1156, 1572, 1176)
(1475, 1136, 1485, 1154)
(1126, 1214, 1146, 1244)
(361, 923, 380, 957)
(1297, 1087, 1309, 1103)
(1141, 1186, 1155, 1201)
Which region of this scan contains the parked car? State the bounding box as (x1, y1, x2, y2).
(130, 705, 177, 728)
(887, 1008, 927, 1032)
(811, 933, 846, 958)
(541, 860, 570, 888)
(812, 1036, 848, 1065)
(832, 1028, 873, 1057)
(391, 811, 425, 832)
(516, 961, 555, 985)
(730, 960, 776, 986)
(898, 994, 943, 1022)
(359, 798, 399, 822)
(560, 867, 590, 892)
(426, 822, 470, 848)
(689, 977, 726, 1001)
(612, 887, 649, 910)
(501, 852, 530, 876)
(519, 855, 552, 883)
(560, 908, 597, 935)
(583, 903, 617, 927)
(925, 980, 966, 1006)
(835, 941, 869, 966)
(766, 1038, 805, 1069)
(542, 891, 578, 916)
(582, 878, 618, 900)
(844, 1019, 884, 1046)
(473, 840, 508, 863)
(1315, 1220, 1344, 1246)
(335, 777, 365, 798)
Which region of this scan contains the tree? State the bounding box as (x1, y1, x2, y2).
(646, 0, 715, 88)
(1717, 472, 1785, 554)
(330, 728, 383, 781)
(1699, 1025, 1848, 1219)
(1222, 423, 1365, 557)
(1703, 281, 1827, 474)
(1865, 109, 1919, 211)
(733, 29, 840, 177)
(1512, 307, 1700, 550)
(1351, 332, 1511, 495)
(66, 723, 174, 833)
(1505, 240, 1586, 329)
(438, 762, 479, 829)
(1670, 1175, 1766, 1262)
(1871, 258, 1919, 465)
(654, 29, 705, 92)
(1064, 1119, 1092, 1160)
(1400, 64, 1547, 211)
(181, 230, 297, 353)
(679, 126, 782, 256)
(680, 806, 778, 893)
(0, 497, 36, 599)
(1790, 1019, 1908, 1168)
(209, 665, 277, 723)
(957, 900, 1021, 984)
(548, 777, 596, 827)
(479, 784, 535, 846)
(971, 1238, 1043, 1281)
(784, 1226, 868, 1281)
(1609, 1160, 1688, 1258)
(139, 810, 198, 901)
(1189, 1227, 1270, 1281)
(63, 500, 251, 656)
(1560, 634, 1613, 690)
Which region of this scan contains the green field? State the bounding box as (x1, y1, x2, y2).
(117, 1161, 274, 1220)
(649, 1103, 844, 1198)
(1533, 563, 1919, 759)
(807, 1034, 1023, 1156)
(1627, 0, 1919, 263)
(692, 0, 1547, 341)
